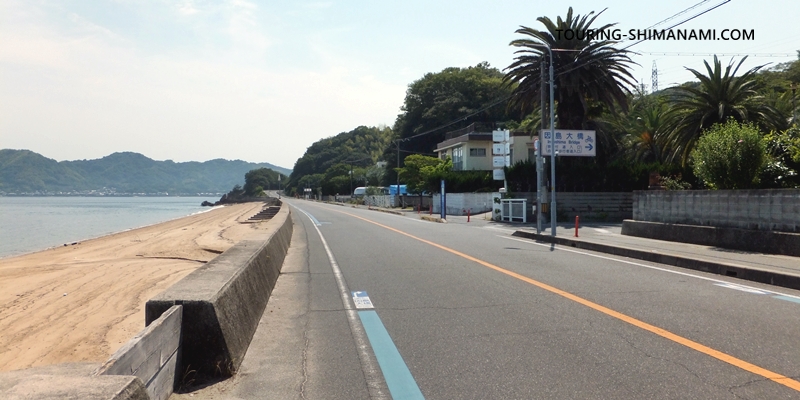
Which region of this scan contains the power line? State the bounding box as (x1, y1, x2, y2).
(639, 52, 795, 57)
(619, 0, 731, 52)
(400, 0, 733, 145)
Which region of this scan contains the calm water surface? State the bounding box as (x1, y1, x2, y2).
(0, 196, 216, 259)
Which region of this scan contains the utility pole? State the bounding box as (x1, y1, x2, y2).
(548, 46, 556, 237)
(537, 58, 546, 234)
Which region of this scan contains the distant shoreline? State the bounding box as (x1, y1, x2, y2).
(0, 203, 227, 261)
(0, 194, 224, 197)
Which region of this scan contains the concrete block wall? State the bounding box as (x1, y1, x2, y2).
(633, 189, 800, 232)
(504, 192, 633, 221)
(432, 193, 495, 215)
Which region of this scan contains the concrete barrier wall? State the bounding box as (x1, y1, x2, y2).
(145, 206, 293, 384)
(621, 220, 800, 257)
(432, 193, 495, 215)
(432, 192, 632, 220)
(633, 189, 800, 232)
(95, 305, 182, 400)
(511, 192, 632, 221)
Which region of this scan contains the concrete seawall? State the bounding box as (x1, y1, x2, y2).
(0, 202, 293, 399)
(145, 205, 292, 385)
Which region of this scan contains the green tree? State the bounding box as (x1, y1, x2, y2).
(504, 7, 636, 130)
(667, 56, 787, 164)
(691, 120, 767, 189)
(396, 155, 443, 194)
(760, 125, 800, 188)
(285, 125, 392, 194)
(603, 92, 673, 164)
(390, 63, 515, 169)
(243, 167, 281, 196)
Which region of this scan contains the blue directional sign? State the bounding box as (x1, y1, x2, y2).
(540, 129, 596, 157)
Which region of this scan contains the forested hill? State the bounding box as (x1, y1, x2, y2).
(0, 149, 291, 194)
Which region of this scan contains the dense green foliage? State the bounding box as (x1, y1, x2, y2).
(389, 62, 517, 182)
(665, 56, 786, 164)
(0, 149, 289, 194)
(691, 121, 766, 189)
(284, 125, 392, 196)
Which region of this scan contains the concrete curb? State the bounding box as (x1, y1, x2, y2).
(621, 219, 800, 257)
(511, 230, 800, 291)
(145, 205, 293, 386)
(420, 215, 447, 223)
(367, 206, 405, 216)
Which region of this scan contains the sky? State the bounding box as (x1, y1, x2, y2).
(1, 0, 798, 170)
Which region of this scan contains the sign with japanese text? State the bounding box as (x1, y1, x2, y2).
(540, 130, 596, 157)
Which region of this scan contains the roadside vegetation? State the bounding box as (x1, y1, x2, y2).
(280, 7, 799, 197)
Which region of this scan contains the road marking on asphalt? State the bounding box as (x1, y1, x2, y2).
(714, 283, 769, 294)
(291, 205, 391, 399)
(353, 291, 375, 309)
(358, 309, 425, 400)
(333, 210, 800, 393)
(774, 295, 800, 304)
(501, 236, 800, 301)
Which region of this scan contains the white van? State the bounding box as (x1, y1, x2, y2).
(353, 187, 367, 196)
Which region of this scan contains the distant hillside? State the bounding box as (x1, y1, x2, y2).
(0, 149, 292, 194)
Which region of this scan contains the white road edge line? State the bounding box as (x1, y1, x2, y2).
(499, 235, 800, 300)
(292, 204, 390, 399)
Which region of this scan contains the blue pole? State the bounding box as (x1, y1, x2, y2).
(440, 179, 446, 220)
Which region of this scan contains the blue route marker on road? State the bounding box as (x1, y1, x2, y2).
(358, 310, 425, 400)
(774, 295, 800, 304)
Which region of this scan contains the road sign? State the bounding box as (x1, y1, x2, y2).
(492, 155, 511, 168)
(540, 129, 596, 157)
(492, 130, 509, 142)
(493, 129, 510, 181)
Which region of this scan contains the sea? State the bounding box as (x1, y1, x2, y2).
(0, 196, 217, 259)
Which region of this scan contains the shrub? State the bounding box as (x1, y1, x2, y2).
(691, 120, 766, 189)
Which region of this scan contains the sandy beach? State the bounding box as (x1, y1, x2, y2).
(0, 202, 273, 372)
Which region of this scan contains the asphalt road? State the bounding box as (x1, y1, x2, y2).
(178, 199, 800, 399)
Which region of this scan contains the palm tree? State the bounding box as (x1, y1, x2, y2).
(665, 56, 788, 164)
(612, 94, 673, 164)
(504, 7, 637, 130)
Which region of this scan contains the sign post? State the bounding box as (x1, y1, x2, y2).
(540, 129, 597, 236)
(440, 179, 446, 220)
(492, 129, 510, 189)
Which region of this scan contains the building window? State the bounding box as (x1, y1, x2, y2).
(469, 148, 486, 157)
(452, 147, 463, 171)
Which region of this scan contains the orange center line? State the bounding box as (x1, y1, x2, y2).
(331, 208, 800, 392)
